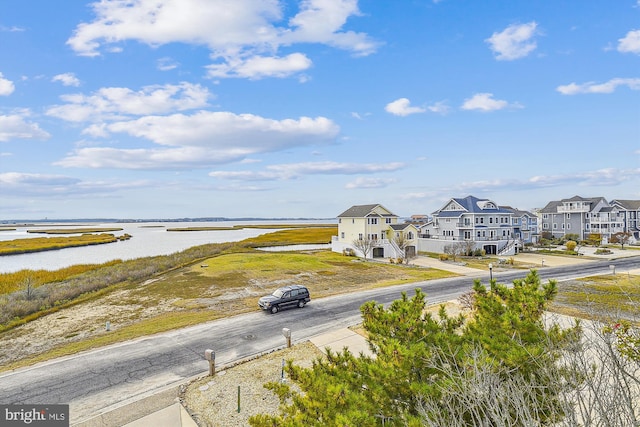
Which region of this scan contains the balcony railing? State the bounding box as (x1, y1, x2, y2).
(456, 222, 473, 228)
(557, 206, 590, 213)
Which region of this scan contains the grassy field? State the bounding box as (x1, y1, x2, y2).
(550, 274, 640, 321)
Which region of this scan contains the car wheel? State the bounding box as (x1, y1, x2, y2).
(270, 305, 279, 314)
(297, 300, 306, 308)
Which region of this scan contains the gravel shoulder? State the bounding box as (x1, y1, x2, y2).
(180, 340, 324, 427)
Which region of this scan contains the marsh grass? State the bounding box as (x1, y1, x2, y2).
(0, 262, 122, 294)
(0, 233, 121, 255)
(550, 274, 640, 322)
(167, 224, 335, 232)
(26, 227, 123, 234)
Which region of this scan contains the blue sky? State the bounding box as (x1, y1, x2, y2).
(1, 0, 639, 220)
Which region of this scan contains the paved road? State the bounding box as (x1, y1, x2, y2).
(0, 256, 638, 424)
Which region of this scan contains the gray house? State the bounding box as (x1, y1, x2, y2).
(610, 199, 640, 242)
(419, 195, 524, 255)
(539, 196, 625, 243)
(501, 206, 540, 245)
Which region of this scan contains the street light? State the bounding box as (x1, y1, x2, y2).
(488, 263, 493, 281)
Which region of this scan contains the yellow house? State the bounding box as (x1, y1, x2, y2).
(332, 204, 416, 259)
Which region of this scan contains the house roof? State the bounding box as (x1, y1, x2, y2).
(540, 196, 608, 213)
(501, 205, 535, 217)
(611, 199, 640, 210)
(389, 223, 417, 231)
(337, 204, 397, 218)
(434, 195, 513, 216)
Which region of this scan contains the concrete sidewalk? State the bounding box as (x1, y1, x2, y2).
(122, 403, 198, 427)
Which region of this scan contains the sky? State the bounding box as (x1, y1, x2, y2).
(1, 0, 639, 220)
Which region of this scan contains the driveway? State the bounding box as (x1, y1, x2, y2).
(410, 247, 640, 276)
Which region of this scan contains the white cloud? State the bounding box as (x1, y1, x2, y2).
(0, 111, 50, 142)
(157, 57, 179, 71)
(556, 78, 640, 95)
(345, 177, 396, 189)
(282, 0, 378, 56)
(0, 72, 15, 96)
(485, 22, 538, 60)
(0, 172, 153, 197)
(385, 98, 426, 116)
(66, 0, 378, 79)
(52, 72, 81, 87)
(209, 161, 405, 181)
(427, 101, 451, 115)
(46, 82, 211, 122)
(461, 93, 519, 112)
(0, 172, 80, 187)
(400, 168, 640, 204)
(618, 29, 640, 54)
(56, 112, 340, 169)
(0, 25, 25, 32)
(207, 53, 312, 79)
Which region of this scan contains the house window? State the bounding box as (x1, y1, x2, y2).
(386, 218, 392, 224)
(368, 218, 378, 225)
(339, 219, 342, 223)
(553, 224, 557, 229)
(407, 232, 414, 239)
(567, 223, 571, 229)
(543, 214, 548, 219)
(341, 232, 345, 238)
(477, 231, 481, 238)
(490, 217, 493, 224)
(566, 213, 571, 219)
(358, 233, 363, 240)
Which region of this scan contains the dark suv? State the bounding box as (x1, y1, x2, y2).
(258, 284, 310, 314)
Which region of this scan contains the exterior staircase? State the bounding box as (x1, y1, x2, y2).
(498, 239, 520, 256)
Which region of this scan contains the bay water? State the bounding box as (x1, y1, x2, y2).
(0, 220, 332, 273)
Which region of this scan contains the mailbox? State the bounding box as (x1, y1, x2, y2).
(205, 349, 216, 376)
(282, 328, 292, 348)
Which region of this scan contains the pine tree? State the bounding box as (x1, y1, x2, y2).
(250, 270, 579, 427)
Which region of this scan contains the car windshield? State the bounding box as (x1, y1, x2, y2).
(272, 289, 285, 298)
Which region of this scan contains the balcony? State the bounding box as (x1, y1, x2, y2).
(456, 222, 473, 228)
(557, 205, 590, 213)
